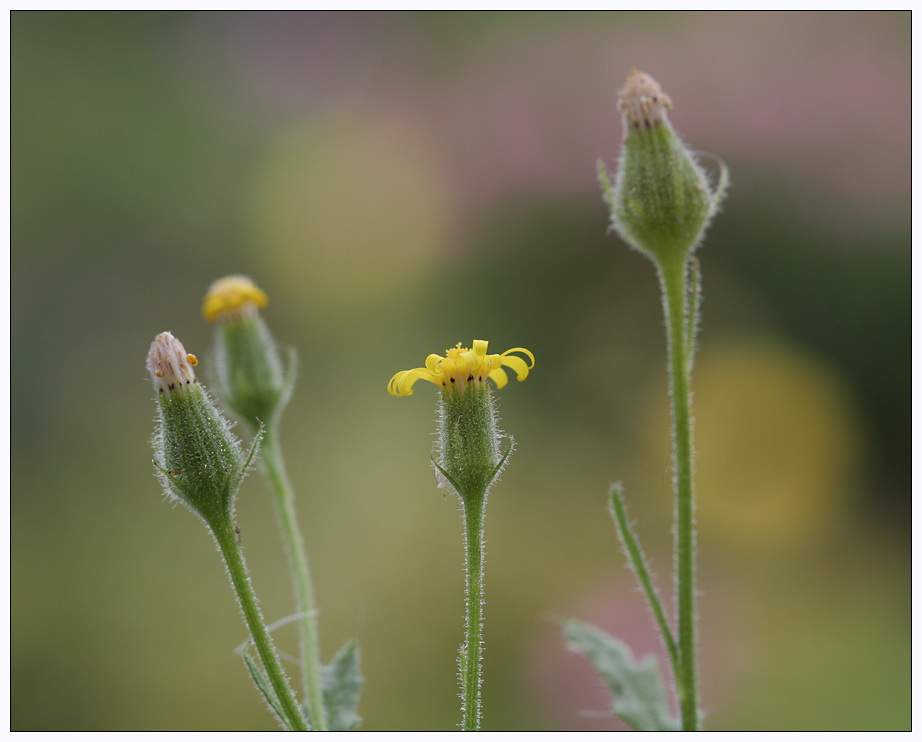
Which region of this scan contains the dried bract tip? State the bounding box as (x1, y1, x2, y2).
(619, 69, 673, 131)
(203, 275, 269, 323)
(147, 332, 198, 395)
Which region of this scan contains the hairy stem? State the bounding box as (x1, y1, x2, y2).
(658, 256, 699, 731)
(460, 495, 486, 731)
(260, 427, 327, 731)
(213, 518, 308, 731)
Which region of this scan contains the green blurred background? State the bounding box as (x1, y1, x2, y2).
(12, 11, 910, 731)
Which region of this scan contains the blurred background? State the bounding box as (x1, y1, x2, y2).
(12, 11, 910, 731)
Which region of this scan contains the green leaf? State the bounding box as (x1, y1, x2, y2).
(607, 484, 678, 676)
(319, 640, 363, 731)
(564, 619, 679, 731)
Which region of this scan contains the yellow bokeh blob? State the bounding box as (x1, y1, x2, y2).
(646, 338, 863, 555)
(247, 116, 451, 320)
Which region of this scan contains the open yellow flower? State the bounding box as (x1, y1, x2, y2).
(388, 339, 535, 397)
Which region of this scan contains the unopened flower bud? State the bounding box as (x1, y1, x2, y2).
(147, 330, 199, 395)
(601, 69, 726, 267)
(148, 331, 252, 527)
(203, 276, 292, 432)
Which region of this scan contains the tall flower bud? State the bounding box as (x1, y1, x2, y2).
(203, 276, 293, 432)
(147, 331, 253, 527)
(601, 69, 727, 267)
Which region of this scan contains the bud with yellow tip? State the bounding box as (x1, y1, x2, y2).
(203, 276, 294, 433)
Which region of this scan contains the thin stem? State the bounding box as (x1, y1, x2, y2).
(212, 518, 308, 731)
(658, 256, 699, 731)
(460, 495, 486, 731)
(259, 427, 327, 731)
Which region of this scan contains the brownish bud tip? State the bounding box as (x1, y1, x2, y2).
(619, 69, 673, 130)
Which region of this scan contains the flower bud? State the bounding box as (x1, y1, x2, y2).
(148, 331, 252, 526)
(602, 69, 725, 266)
(203, 276, 292, 432)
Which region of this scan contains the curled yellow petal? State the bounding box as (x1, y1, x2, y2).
(388, 368, 442, 396)
(499, 349, 534, 381)
(502, 347, 535, 369)
(500, 353, 532, 382)
(488, 367, 509, 389)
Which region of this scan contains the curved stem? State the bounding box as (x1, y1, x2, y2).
(213, 518, 308, 731)
(259, 426, 328, 731)
(460, 495, 486, 731)
(658, 256, 699, 731)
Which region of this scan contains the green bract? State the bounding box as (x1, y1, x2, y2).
(212, 313, 293, 430)
(437, 381, 504, 503)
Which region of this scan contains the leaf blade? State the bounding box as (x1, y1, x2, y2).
(241, 650, 293, 731)
(565, 619, 678, 731)
(319, 640, 364, 731)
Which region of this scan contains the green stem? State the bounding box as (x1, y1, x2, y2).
(212, 517, 308, 731)
(260, 427, 328, 731)
(460, 494, 486, 731)
(658, 256, 699, 731)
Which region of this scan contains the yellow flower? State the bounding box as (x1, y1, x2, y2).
(203, 275, 269, 322)
(388, 339, 534, 397)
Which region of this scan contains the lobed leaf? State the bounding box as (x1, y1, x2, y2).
(319, 640, 363, 731)
(564, 619, 678, 731)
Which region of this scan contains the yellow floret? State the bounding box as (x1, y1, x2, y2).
(203, 275, 268, 322)
(388, 339, 534, 397)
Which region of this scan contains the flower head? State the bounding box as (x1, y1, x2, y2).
(202, 275, 292, 431)
(600, 69, 727, 267)
(388, 339, 534, 397)
(147, 331, 199, 396)
(147, 331, 252, 526)
(203, 275, 269, 323)
(389, 340, 532, 501)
